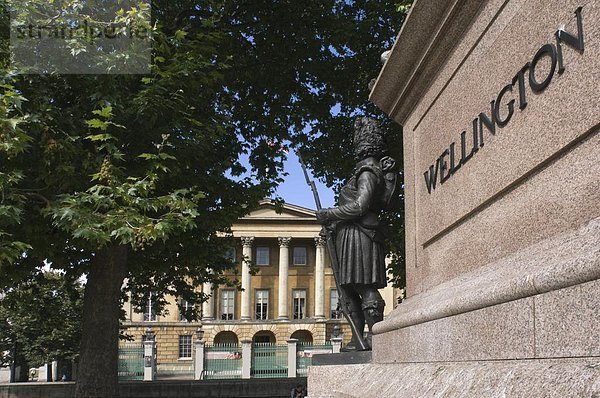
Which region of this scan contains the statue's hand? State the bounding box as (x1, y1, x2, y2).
(380, 156, 396, 172)
(315, 209, 330, 225)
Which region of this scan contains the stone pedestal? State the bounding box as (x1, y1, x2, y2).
(309, 0, 600, 396)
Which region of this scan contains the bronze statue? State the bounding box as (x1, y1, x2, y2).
(316, 117, 397, 351)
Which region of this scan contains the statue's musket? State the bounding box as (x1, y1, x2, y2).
(298, 154, 369, 351)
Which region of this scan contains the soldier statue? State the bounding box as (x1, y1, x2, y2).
(316, 117, 397, 351)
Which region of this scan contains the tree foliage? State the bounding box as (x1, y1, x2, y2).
(0, 272, 83, 367)
(0, 0, 409, 394)
(0, 0, 409, 309)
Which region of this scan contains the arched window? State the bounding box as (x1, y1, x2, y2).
(213, 331, 239, 345)
(290, 330, 313, 344)
(252, 330, 276, 344)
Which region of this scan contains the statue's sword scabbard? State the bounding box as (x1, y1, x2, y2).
(298, 154, 368, 351)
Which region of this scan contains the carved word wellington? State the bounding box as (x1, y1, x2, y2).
(424, 7, 585, 194)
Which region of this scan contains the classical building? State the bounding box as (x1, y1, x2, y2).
(123, 200, 395, 365)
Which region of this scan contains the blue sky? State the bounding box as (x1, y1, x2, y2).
(272, 151, 335, 210)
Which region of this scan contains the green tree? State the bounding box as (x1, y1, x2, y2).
(0, 1, 407, 396)
(0, 272, 83, 380)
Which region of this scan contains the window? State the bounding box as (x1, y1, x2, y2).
(225, 247, 236, 263)
(214, 331, 239, 345)
(178, 335, 192, 359)
(253, 331, 275, 344)
(330, 290, 342, 319)
(293, 290, 307, 320)
(144, 292, 157, 322)
(180, 299, 193, 322)
(254, 335, 272, 344)
(255, 290, 269, 320)
(256, 247, 270, 265)
(220, 290, 235, 320)
(293, 247, 307, 265)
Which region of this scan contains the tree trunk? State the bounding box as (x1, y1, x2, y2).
(75, 246, 127, 398)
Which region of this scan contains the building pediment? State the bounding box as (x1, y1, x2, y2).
(239, 200, 316, 222)
(229, 200, 320, 238)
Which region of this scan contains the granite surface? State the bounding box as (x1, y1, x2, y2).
(372, 0, 600, 297)
(374, 295, 536, 363)
(419, 127, 600, 293)
(308, 358, 600, 398)
(415, 0, 600, 287)
(312, 351, 372, 366)
(374, 214, 600, 335)
(373, 278, 600, 364)
(535, 279, 600, 358)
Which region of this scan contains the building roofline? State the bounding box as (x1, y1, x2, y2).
(239, 199, 317, 219)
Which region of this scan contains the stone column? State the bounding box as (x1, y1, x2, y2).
(240, 237, 254, 320)
(278, 237, 291, 320)
(287, 339, 298, 378)
(202, 282, 214, 320)
(241, 340, 252, 379)
(314, 237, 326, 320)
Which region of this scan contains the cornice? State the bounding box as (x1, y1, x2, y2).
(370, 0, 485, 125)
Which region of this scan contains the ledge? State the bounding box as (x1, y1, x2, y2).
(308, 358, 600, 398)
(369, 0, 484, 124)
(373, 216, 600, 335)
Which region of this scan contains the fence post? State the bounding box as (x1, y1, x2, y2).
(241, 340, 252, 379)
(331, 337, 342, 354)
(194, 327, 205, 380)
(287, 339, 298, 378)
(143, 327, 156, 382)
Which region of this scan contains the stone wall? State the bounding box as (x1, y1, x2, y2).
(0, 378, 306, 398)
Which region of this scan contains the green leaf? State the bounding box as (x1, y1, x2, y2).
(6, 118, 22, 130)
(138, 153, 158, 160)
(86, 119, 109, 131)
(174, 30, 187, 41)
(92, 107, 113, 119)
(85, 133, 112, 142)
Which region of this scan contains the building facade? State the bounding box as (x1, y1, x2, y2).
(123, 200, 395, 365)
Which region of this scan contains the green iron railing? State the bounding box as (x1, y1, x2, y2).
(119, 341, 335, 381)
(118, 343, 144, 381)
(204, 343, 243, 380)
(296, 342, 333, 377)
(251, 343, 288, 378)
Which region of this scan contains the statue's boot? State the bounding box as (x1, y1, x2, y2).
(363, 300, 385, 348)
(341, 310, 367, 351)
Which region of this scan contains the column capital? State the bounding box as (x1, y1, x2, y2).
(314, 236, 326, 247)
(278, 237, 292, 247)
(240, 236, 254, 247)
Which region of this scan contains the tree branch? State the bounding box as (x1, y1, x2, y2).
(20, 192, 51, 207)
